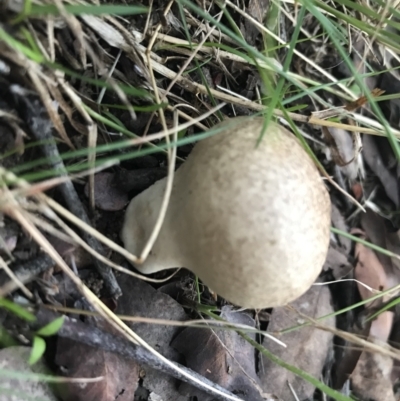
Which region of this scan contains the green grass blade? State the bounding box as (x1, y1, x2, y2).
(29, 4, 149, 17)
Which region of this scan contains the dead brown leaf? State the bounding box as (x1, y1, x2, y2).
(115, 274, 188, 401)
(384, 230, 400, 272)
(323, 244, 353, 279)
(362, 135, 399, 208)
(258, 284, 335, 400)
(351, 339, 395, 401)
(45, 79, 88, 137)
(354, 241, 390, 305)
(84, 172, 129, 212)
(309, 89, 384, 122)
(172, 306, 263, 401)
(241, 0, 269, 46)
(55, 312, 139, 401)
(322, 126, 360, 181)
(344, 88, 385, 111)
(354, 213, 396, 340)
(331, 203, 352, 254)
(359, 210, 400, 295)
(389, 319, 400, 385)
(332, 320, 371, 390)
(348, 209, 398, 400)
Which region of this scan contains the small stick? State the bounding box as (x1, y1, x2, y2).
(34, 308, 243, 401)
(11, 88, 121, 298)
(0, 253, 54, 297)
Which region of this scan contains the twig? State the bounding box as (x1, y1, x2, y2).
(10, 87, 121, 299)
(0, 253, 54, 297)
(7, 201, 240, 401)
(34, 308, 243, 401)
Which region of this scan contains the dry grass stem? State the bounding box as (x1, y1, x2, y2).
(4, 187, 243, 400)
(0, 256, 33, 299)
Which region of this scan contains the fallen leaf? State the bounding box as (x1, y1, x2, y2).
(84, 172, 129, 211)
(389, 319, 400, 385)
(172, 306, 263, 401)
(358, 210, 400, 299)
(55, 312, 139, 401)
(115, 274, 188, 401)
(354, 241, 389, 305)
(241, 0, 269, 46)
(376, 69, 400, 127)
(115, 167, 167, 194)
(347, 209, 398, 400)
(351, 339, 395, 401)
(55, 337, 138, 401)
(331, 203, 352, 254)
(353, 221, 395, 341)
(344, 88, 385, 111)
(332, 320, 371, 390)
(351, 182, 363, 200)
(384, 229, 400, 272)
(362, 135, 399, 208)
(322, 126, 360, 181)
(323, 244, 353, 280)
(258, 284, 335, 400)
(0, 346, 59, 401)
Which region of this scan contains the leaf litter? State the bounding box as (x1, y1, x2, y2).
(2, 1, 400, 401)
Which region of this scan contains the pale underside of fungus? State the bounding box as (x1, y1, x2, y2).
(121, 116, 331, 309)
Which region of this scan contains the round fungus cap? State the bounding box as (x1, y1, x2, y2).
(121, 116, 331, 309)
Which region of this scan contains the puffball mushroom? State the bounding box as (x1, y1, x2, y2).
(121, 116, 331, 309)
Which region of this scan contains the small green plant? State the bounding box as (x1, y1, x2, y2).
(0, 298, 64, 365)
(28, 317, 65, 365)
